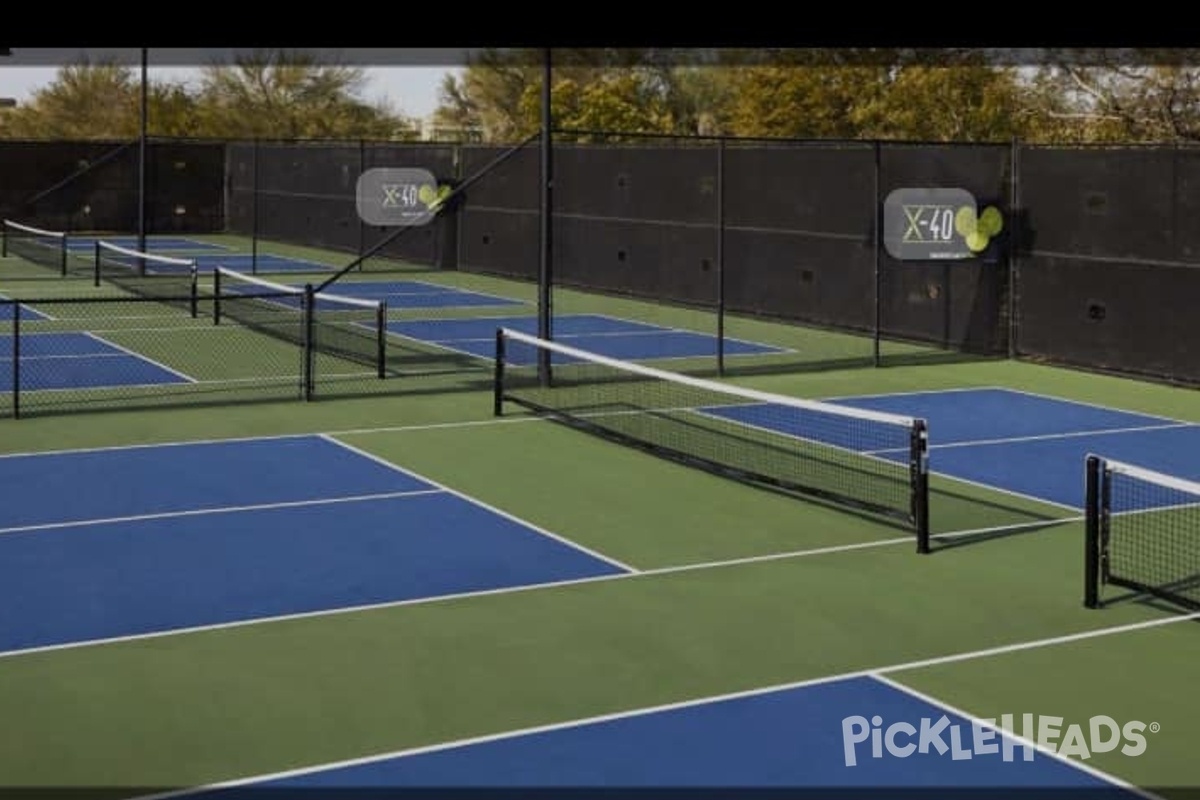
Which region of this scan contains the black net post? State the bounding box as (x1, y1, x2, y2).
(913, 419, 930, 554)
(302, 283, 315, 401)
(493, 328, 506, 417)
(92, 241, 101, 288)
(10, 302, 19, 420)
(376, 300, 387, 380)
(212, 265, 223, 324)
(188, 266, 199, 319)
(716, 136, 726, 377)
(1084, 454, 1102, 608)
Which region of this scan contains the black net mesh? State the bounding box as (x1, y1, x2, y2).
(497, 327, 928, 534)
(1099, 459, 1200, 610)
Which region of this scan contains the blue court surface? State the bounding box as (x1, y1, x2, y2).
(103, 252, 335, 274)
(0, 435, 628, 654)
(0, 402, 1164, 795)
(707, 386, 1196, 511)
(326, 279, 524, 309)
(0, 299, 50, 321)
(0, 332, 192, 391)
(184, 674, 1138, 795)
(67, 236, 230, 253)
(388, 313, 787, 364)
(224, 279, 523, 311)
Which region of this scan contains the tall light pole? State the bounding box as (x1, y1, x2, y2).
(138, 48, 148, 255)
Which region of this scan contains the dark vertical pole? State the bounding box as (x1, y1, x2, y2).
(11, 305, 20, 420)
(212, 266, 223, 324)
(716, 137, 726, 377)
(188, 265, 198, 319)
(1084, 455, 1101, 608)
(302, 283, 315, 401)
(376, 301, 387, 380)
(1008, 136, 1021, 360)
(913, 419, 930, 554)
(251, 138, 260, 275)
(138, 47, 148, 261)
(493, 328, 506, 417)
(872, 140, 882, 367)
(93, 241, 101, 287)
(537, 48, 553, 387)
(358, 138, 367, 271)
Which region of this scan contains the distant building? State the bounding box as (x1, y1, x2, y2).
(420, 115, 483, 142)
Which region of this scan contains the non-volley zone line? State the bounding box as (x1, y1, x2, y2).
(388, 312, 788, 364)
(702, 387, 1200, 512)
(0, 434, 631, 655)
(0, 297, 53, 321)
(138, 607, 1195, 798)
(0, 331, 195, 390)
(65, 236, 232, 252)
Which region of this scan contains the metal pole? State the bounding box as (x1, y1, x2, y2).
(1008, 136, 1021, 360)
(872, 140, 882, 367)
(537, 48, 553, 387)
(138, 47, 148, 260)
(716, 137, 726, 376)
(251, 138, 260, 275)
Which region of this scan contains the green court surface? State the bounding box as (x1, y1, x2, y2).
(1, 239, 1198, 797)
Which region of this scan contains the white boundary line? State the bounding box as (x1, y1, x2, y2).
(864, 423, 1197, 457)
(0, 517, 1067, 661)
(869, 674, 1159, 798)
(0, 295, 55, 322)
(133, 610, 1200, 800)
(81, 332, 198, 384)
(0, 489, 444, 537)
(995, 386, 1196, 427)
(318, 434, 636, 574)
(391, 310, 794, 356)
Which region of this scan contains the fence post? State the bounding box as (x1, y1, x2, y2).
(716, 136, 726, 377)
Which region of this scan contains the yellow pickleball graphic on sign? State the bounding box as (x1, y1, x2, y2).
(885, 189, 1004, 260)
(956, 204, 1003, 253)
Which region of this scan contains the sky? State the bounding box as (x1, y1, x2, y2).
(0, 52, 466, 119)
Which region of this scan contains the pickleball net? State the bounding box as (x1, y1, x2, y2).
(1, 220, 69, 275)
(493, 328, 931, 551)
(213, 267, 387, 380)
(1085, 454, 1200, 611)
(93, 240, 199, 317)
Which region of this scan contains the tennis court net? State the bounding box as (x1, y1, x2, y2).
(1, 220, 68, 275)
(1085, 454, 1200, 610)
(493, 328, 931, 550)
(93, 240, 199, 317)
(213, 267, 387, 379)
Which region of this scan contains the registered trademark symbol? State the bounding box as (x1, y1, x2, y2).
(1149, 722, 1161, 734)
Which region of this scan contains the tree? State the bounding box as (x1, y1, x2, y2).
(0, 59, 140, 139)
(1015, 49, 1200, 143)
(0, 52, 419, 141)
(434, 48, 741, 141)
(722, 50, 1026, 142)
(196, 50, 414, 140)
